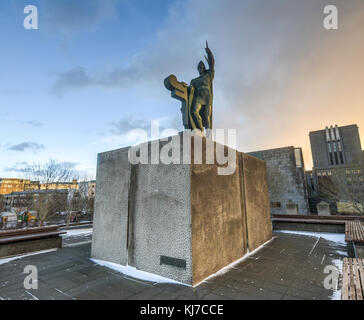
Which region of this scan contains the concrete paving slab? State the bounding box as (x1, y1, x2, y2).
(0, 231, 348, 300)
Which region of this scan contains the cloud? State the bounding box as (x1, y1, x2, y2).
(7, 142, 45, 153)
(50, 67, 92, 96)
(50, 0, 364, 169)
(3, 160, 80, 178)
(109, 115, 177, 135)
(50, 66, 140, 96)
(90, 114, 182, 150)
(40, 0, 120, 35)
(22, 121, 44, 128)
(3, 162, 28, 173)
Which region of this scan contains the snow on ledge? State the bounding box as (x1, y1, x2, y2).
(61, 228, 93, 238)
(275, 230, 346, 245)
(90, 258, 187, 286)
(0, 249, 58, 265)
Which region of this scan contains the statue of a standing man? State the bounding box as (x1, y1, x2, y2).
(164, 42, 215, 132)
(189, 42, 215, 131)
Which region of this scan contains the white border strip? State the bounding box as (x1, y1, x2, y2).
(90, 258, 187, 286)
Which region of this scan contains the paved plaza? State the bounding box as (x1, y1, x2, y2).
(0, 230, 347, 300)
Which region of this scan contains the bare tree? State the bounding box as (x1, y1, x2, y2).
(0, 195, 4, 213)
(62, 174, 95, 226)
(65, 189, 76, 225)
(78, 178, 94, 209)
(77, 177, 95, 221)
(20, 160, 80, 225)
(318, 168, 364, 215)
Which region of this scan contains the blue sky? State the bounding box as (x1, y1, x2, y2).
(1, 0, 364, 177)
(0, 0, 179, 177)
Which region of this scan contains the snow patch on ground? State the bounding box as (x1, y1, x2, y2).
(91, 238, 275, 288)
(330, 258, 343, 301)
(61, 228, 93, 238)
(0, 249, 58, 265)
(90, 258, 186, 286)
(276, 230, 346, 245)
(332, 258, 343, 269)
(276, 230, 347, 300)
(330, 289, 342, 300)
(335, 250, 348, 256)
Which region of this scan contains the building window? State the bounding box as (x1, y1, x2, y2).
(271, 202, 281, 208)
(294, 149, 302, 168)
(334, 152, 339, 165)
(329, 152, 334, 165)
(339, 151, 344, 164)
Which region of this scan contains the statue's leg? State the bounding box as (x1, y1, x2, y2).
(191, 101, 203, 131)
(202, 104, 212, 129)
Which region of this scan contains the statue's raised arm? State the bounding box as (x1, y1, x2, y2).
(204, 41, 215, 80)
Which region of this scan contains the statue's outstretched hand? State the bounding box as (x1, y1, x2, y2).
(204, 41, 214, 77)
(205, 41, 211, 54)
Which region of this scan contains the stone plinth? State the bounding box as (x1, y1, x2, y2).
(91, 133, 272, 286)
(286, 202, 299, 214)
(317, 201, 331, 216)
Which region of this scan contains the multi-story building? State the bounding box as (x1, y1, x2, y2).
(3, 189, 69, 213)
(0, 178, 79, 215)
(0, 177, 78, 196)
(308, 124, 364, 213)
(248, 146, 309, 215)
(40, 179, 78, 191)
(0, 178, 39, 195)
(310, 124, 363, 169)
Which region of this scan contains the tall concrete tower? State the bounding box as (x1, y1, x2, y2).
(309, 124, 363, 169)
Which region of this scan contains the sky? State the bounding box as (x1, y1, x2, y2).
(1, 0, 364, 178)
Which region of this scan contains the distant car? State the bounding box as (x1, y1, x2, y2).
(18, 211, 37, 223)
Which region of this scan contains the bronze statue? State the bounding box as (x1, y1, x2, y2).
(164, 42, 215, 132)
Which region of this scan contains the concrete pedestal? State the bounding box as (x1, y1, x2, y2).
(286, 202, 299, 215)
(91, 133, 272, 285)
(317, 201, 331, 216)
(354, 243, 364, 259)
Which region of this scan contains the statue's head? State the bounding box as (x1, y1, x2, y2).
(197, 61, 206, 75)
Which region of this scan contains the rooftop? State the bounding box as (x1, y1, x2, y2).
(309, 124, 359, 135)
(0, 230, 347, 300)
